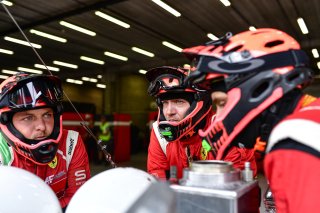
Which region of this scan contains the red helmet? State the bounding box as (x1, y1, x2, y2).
(146, 66, 212, 142)
(0, 73, 64, 165)
(185, 28, 313, 159)
(183, 47, 227, 92)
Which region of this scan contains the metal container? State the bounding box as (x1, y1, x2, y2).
(170, 160, 260, 213)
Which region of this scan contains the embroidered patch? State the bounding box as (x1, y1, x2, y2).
(201, 139, 212, 160)
(48, 156, 58, 169)
(200, 147, 208, 160)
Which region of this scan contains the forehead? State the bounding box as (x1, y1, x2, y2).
(13, 107, 53, 116)
(162, 98, 189, 102)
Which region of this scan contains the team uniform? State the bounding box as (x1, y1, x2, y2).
(264, 97, 320, 213)
(0, 129, 91, 208)
(148, 114, 257, 180)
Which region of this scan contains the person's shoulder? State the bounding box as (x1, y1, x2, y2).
(286, 97, 320, 122)
(267, 99, 320, 153)
(0, 135, 13, 165)
(59, 129, 81, 144)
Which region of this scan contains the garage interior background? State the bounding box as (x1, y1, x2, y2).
(0, 0, 319, 137)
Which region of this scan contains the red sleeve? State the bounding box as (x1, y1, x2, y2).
(264, 149, 320, 213)
(60, 134, 91, 208)
(223, 146, 257, 177)
(147, 128, 169, 180)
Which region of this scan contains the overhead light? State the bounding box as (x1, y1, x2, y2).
(59, 21, 96, 36)
(162, 41, 182, 52)
(151, 0, 181, 17)
(34, 64, 60, 72)
(297, 17, 308, 34)
(139, 69, 147, 74)
(96, 83, 106, 89)
(82, 77, 98, 83)
(0, 48, 13, 55)
(207, 33, 218, 41)
(53, 60, 78, 69)
(317, 62, 320, 70)
(249, 26, 257, 31)
(312, 49, 319, 58)
(1, 1, 13, 6)
(4, 36, 42, 49)
(2, 69, 18, 75)
(80, 56, 105, 65)
(95, 11, 130, 29)
(132, 47, 155, 57)
(66, 78, 83, 85)
(104, 51, 128, 61)
(0, 75, 9, 79)
(97, 75, 102, 79)
(220, 0, 231, 7)
(30, 29, 67, 43)
(17, 67, 43, 74)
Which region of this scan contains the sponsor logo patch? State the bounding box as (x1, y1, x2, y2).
(48, 156, 58, 169)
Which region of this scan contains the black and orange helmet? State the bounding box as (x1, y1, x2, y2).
(185, 28, 313, 159)
(0, 73, 64, 165)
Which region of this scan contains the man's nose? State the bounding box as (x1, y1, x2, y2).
(165, 102, 176, 115)
(35, 118, 46, 131)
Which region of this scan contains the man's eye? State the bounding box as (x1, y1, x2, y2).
(175, 99, 185, 104)
(162, 100, 168, 105)
(22, 116, 33, 121)
(44, 113, 53, 118)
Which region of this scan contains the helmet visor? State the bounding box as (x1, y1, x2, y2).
(148, 74, 185, 96)
(7, 77, 63, 109)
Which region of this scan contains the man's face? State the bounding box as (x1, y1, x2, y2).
(211, 91, 227, 115)
(12, 107, 54, 140)
(162, 99, 190, 122)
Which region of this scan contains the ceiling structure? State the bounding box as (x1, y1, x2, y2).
(0, 0, 319, 85)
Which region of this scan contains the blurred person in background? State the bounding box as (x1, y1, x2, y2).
(98, 115, 113, 163)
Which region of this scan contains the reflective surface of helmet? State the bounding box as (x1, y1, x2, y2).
(186, 28, 313, 159)
(0, 73, 64, 164)
(66, 167, 176, 213)
(146, 66, 212, 142)
(0, 166, 62, 213)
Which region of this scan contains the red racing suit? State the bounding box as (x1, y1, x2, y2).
(264, 95, 320, 213)
(147, 111, 257, 180)
(0, 129, 91, 208)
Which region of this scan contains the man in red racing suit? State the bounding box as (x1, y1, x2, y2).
(182, 28, 319, 212)
(146, 66, 256, 180)
(0, 73, 90, 210)
(148, 112, 257, 179)
(264, 96, 320, 213)
(0, 129, 90, 208)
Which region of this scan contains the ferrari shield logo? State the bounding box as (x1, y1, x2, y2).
(48, 156, 58, 169)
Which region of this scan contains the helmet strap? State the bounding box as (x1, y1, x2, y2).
(259, 89, 302, 142)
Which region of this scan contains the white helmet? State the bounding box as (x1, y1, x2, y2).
(0, 166, 62, 213)
(66, 167, 176, 213)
